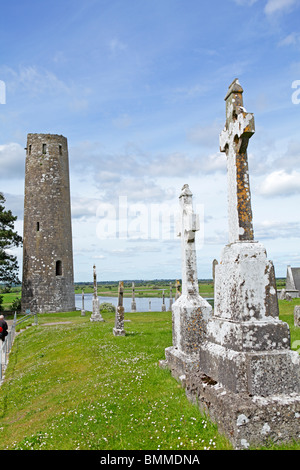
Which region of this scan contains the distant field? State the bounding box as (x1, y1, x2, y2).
(74, 281, 214, 298)
(0, 278, 287, 311)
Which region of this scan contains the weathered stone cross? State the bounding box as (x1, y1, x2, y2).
(177, 184, 200, 296)
(90, 264, 104, 322)
(219, 78, 255, 244)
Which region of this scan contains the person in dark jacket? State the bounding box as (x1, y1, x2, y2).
(0, 315, 8, 342)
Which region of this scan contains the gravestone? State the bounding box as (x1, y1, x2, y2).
(90, 265, 104, 322)
(113, 281, 126, 336)
(162, 290, 166, 312)
(131, 282, 136, 312)
(185, 79, 300, 449)
(285, 265, 300, 298)
(212, 259, 218, 285)
(81, 290, 86, 316)
(161, 184, 212, 380)
(294, 305, 300, 327)
(169, 282, 173, 311)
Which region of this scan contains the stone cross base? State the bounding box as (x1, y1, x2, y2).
(199, 241, 300, 397)
(199, 341, 300, 396)
(160, 294, 212, 380)
(131, 301, 136, 312)
(113, 327, 126, 336)
(181, 240, 300, 448)
(90, 312, 104, 322)
(81, 309, 86, 317)
(160, 346, 200, 387)
(172, 294, 212, 356)
(185, 370, 300, 449)
(90, 298, 104, 322)
(162, 305, 166, 312)
(113, 306, 126, 336)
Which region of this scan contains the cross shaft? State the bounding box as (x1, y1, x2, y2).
(219, 79, 255, 244)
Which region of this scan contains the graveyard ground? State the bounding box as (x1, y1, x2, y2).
(0, 299, 299, 451)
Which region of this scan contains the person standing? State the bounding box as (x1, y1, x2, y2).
(0, 315, 8, 342)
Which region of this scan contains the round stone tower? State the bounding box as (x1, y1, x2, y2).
(21, 133, 75, 313)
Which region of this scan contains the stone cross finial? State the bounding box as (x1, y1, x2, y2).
(219, 79, 255, 244)
(178, 184, 199, 296)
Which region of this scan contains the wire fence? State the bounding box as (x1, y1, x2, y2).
(0, 312, 38, 383)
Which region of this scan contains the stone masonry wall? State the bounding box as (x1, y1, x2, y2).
(21, 133, 75, 313)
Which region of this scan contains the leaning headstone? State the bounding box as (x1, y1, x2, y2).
(90, 265, 104, 322)
(294, 305, 300, 327)
(161, 184, 212, 380)
(131, 282, 136, 312)
(81, 290, 86, 316)
(185, 79, 300, 450)
(113, 281, 126, 336)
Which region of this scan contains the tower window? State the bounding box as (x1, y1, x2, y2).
(37, 222, 40, 231)
(56, 260, 62, 276)
(59, 144, 62, 155)
(28, 145, 31, 155)
(42, 143, 47, 154)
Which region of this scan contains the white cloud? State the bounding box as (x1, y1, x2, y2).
(274, 139, 300, 170)
(108, 38, 127, 54)
(0, 193, 24, 219)
(264, 0, 298, 15)
(112, 114, 132, 129)
(255, 220, 300, 239)
(70, 141, 227, 206)
(71, 196, 102, 219)
(258, 169, 300, 196)
(233, 0, 258, 5)
(187, 120, 223, 147)
(2, 65, 70, 96)
(0, 142, 25, 179)
(172, 84, 209, 100)
(0, 64, 91, 112)
(278, 32, 300, 46)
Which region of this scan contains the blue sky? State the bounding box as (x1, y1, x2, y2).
(1, 0, 300, 282)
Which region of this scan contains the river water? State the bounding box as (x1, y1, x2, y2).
(75, 293, 213, 312)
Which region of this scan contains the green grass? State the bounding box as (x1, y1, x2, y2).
(0, 300, 299, 451)
(0, 310, 231, 451)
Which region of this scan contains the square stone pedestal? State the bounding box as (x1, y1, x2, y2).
(185, 371, 300, 449)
